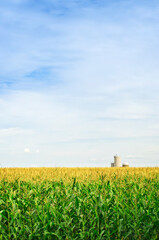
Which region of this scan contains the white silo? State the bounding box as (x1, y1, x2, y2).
(114, 155, 121, 167)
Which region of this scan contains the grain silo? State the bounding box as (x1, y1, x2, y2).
(111, 162, 114, 167)
(114, 155, 121, 167)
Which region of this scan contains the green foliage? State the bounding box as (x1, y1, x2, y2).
(0, 175, 158, 239)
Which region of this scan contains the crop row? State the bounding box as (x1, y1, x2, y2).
(0, 172, 158, 239)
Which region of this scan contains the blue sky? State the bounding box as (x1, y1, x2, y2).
(0, 0, 159, 167)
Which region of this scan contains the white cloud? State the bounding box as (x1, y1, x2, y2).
(0, 127, 32, 136)
(90, 158, 98, 162)
(125, 155, 144, 159)
(24, 148, 30, 153)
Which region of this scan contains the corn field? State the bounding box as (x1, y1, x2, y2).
(0, 167, 158, 239)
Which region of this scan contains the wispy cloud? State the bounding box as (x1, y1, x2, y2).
(0, 127, 32, 136)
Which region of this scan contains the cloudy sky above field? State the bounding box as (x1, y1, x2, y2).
(0, 0, 159, 167)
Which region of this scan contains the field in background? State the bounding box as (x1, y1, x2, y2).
(0, 167, 158, 239)
(0, 167, 159, 182)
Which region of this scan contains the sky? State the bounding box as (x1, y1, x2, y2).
(0, 0, 159, 167)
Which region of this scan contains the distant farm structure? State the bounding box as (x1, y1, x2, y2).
(111, 155, 129, 167)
